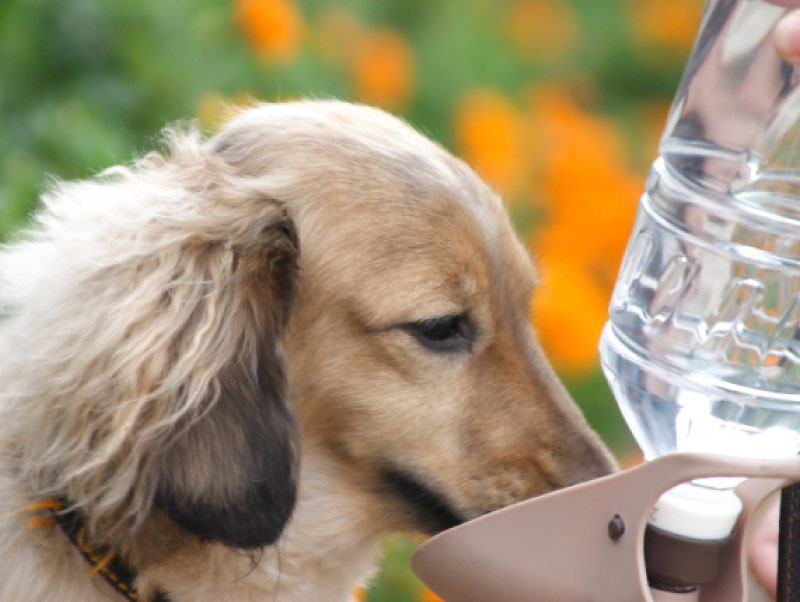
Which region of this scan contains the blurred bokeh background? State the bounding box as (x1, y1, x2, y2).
(0, 0, 702, 599)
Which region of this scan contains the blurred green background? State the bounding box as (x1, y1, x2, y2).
(0, 0, 701, 599)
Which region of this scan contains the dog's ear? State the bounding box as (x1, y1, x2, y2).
(152, 205, 300, 549)
(3, 128, 299, 548)
(143, 139, 301, 548)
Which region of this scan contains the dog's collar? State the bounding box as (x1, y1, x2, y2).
(45, 497, 170, 602)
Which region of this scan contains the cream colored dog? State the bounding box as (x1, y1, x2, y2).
(0, 101, 614, 601)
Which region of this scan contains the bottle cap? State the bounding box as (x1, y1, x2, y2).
(648, 482, 742, 540)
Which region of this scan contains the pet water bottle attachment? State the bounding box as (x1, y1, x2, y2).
(600, 0, 800, 590)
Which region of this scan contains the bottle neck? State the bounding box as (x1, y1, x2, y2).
(645, 483, 741, 594)
(649, 482, 742, 539)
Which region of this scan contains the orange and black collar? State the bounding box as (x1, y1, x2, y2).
(46, 497, 170, 602)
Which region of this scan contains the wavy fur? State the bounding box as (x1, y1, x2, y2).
(0, 100, 613, 601)
(0, 126, 299, 548)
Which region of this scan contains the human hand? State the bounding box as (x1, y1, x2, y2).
(743, 9, 800, 600)
(748, 499, 779, 599)
(775, 7, 800, 63)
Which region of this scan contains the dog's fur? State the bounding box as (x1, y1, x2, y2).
(0, 101, 615, 601)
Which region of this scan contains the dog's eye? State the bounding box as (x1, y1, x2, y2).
(407, 314, 473, 353)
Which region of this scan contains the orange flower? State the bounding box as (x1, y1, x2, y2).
(629, 0, 702, 53)
(235, 0, 302, 62)
(541, 146, 639, 258)
(530, 253, 612, 374)
(351, 29, 415, 111)
(526, 85, 641, 373)
(529, 87, 639, 243)
(420, 586, 445, 602)
(352, 585, 368, 601)
(524, 85, 626, 178)
(507, 0, 577, 62)
(454, 90, 525, 195)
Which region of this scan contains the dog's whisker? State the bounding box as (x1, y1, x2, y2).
(271, 538, 285, 602)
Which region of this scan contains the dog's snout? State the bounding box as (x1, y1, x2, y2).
(532, 392, 618, 492)
(558, 430, 618, 488)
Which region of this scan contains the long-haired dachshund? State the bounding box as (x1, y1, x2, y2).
(0, 101, 615, 601)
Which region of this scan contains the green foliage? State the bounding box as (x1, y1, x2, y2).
(365, 535, 424, 602)
(0, 0, 695, 598)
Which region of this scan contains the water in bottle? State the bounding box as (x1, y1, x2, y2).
(600, 0, 800, 535)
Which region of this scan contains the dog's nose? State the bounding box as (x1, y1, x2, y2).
(560, 430, 618, 488)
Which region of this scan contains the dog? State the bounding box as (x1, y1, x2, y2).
(0, 100, 615, 601)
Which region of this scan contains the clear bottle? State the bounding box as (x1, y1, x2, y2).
(600, 0, 800, 539)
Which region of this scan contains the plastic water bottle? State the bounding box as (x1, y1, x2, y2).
(600, 0, 800, 540)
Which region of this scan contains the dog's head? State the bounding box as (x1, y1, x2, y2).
(211, 101, 616, 535)
(1, 101, 613, 552)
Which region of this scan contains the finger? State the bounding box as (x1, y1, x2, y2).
(748, 500, 780, 599)
(775, 10, 800, 64)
